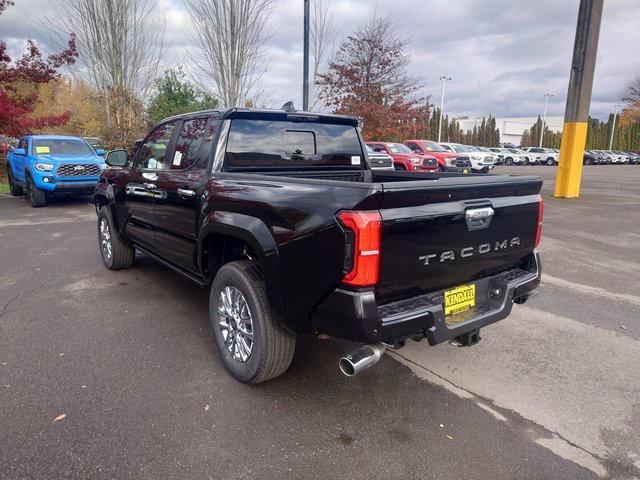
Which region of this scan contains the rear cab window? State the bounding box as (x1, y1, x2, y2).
(223, 114, 364, 171)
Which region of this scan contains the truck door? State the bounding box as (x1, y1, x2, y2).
(152, 117, 218, 272)
(121, 121, 177, 250)
(10, 137, 29, 183)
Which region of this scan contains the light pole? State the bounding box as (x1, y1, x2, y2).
(302, 0, 310, 110)
(437, 76, 452, 143)
(608, 104, 622, 150)
(539, 93, 554, 147)
(554, 0, 603, 199)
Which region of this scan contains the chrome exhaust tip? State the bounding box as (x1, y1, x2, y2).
(339, 344, 386, 377)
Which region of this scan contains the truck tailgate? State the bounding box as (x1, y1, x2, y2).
(376, 175, 542, 304)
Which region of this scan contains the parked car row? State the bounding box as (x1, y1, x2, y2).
(364, 139, 633, 172)
(583, 150, 640, 165)
(366, 140, 496, 173)
(491, 147, 640, 166)
(488, 147, 559, 166)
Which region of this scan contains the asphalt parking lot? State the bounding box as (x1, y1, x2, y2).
(1, 165, 639, 479)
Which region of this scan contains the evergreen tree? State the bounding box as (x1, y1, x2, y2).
(147, 67, 218, 126)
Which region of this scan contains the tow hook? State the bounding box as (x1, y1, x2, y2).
(450, 328, 481, 347)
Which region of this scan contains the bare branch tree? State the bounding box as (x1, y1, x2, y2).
(309, 0, 335, 109)
(185, 0, 274, 108)
(623, 76, 640, 104)
(49, 0, 166, 144)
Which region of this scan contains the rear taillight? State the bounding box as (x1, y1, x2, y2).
(338, 211, 382, 287)
(534, 195, 544, 247)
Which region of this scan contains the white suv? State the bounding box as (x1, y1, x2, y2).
(522, 147, 557, 165)
(440, 143, 495, 172)
(491, 148, 528, 166)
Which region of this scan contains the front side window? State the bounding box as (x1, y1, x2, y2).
(136, 122, 175, 170)
(31, 138, 94, 156)
(18, 138, 28, 152)
(172, 118, 218, 170)
(420, 141, 446, 152)
(225, 119, 363, 169)
(452, 145, 472, 153)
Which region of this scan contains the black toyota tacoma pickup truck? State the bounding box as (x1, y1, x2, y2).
(94, 107, 542, 384)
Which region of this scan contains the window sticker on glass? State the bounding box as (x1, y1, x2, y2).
(351, 155, 360, 165)
(35, 146, 50, 154)
(173, 150, 182, 166)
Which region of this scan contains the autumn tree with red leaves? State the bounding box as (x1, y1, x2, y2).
(317, 14, 429, 141)
(0, 2, 78, 137)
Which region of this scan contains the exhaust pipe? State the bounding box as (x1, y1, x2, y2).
(339, 344, 386, 377)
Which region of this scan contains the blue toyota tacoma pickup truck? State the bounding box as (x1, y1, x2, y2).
(6, 135, 106, 207)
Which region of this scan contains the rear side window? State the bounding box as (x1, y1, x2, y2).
(224, 119, 363, 169)
(172, 118, 218, 170)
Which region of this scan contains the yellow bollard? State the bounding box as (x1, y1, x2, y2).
(554, 122, 588, 198)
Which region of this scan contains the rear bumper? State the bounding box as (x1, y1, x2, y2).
(312, 251, 541, 346)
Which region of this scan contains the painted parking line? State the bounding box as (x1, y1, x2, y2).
(542, 274, 640, 307)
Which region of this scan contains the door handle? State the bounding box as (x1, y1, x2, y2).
(126, 186, 154, 197)
(177, 188, 196, 198)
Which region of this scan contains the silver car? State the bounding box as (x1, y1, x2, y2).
(365, 145, 394, 170)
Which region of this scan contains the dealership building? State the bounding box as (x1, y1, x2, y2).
(457, 116, 564, 146)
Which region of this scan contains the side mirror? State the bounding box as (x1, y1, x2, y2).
(14, 148, 26, 155)
(105, 149, 128, 167)
(96, 148, 106, 156)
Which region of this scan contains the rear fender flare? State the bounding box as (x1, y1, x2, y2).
(198, 211, 284, 317)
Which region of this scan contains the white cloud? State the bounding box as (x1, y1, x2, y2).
(2, 0, 638, 120)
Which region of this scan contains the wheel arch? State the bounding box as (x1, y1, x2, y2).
(198, 212, 284, 317)
(93, 184, 119, 227)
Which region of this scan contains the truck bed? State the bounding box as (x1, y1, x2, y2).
(220, 168, 542, 306)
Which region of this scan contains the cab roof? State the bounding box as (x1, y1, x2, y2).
(162, 107, 359, 126)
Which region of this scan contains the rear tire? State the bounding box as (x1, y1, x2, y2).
(26, 175, 46, 207)
(97, 206, 135, 270)
(209, 260, 295, 384)
(6, 166, 24, 196)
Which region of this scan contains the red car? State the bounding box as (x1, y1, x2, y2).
(366, 142, 439, 172)
(403, 139, 472, 172)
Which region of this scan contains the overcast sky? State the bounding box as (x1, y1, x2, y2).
(2, 0, 639, 121)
